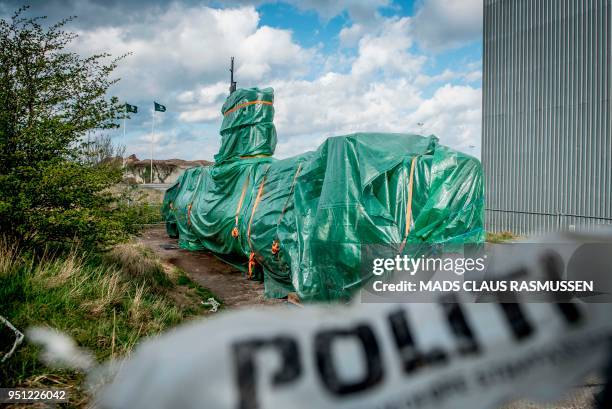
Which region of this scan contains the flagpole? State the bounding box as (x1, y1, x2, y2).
(122, 114, 127, 168)
(150, 108, 155, 183)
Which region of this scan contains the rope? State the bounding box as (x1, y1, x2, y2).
(223, 100, 273, 116)
(271, 163, 303, 255)
(247, 173, 269, 278)
(186, 170, 205, 229)
(248, 252, 257, 279)
(399, 156, 418, 253)
(247, 174, 268, 247)
(232, 173, 252, 238)
(0, 315, 24, 363)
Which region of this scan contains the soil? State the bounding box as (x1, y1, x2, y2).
(138, 225, 281, 308)
(138, 225, 601, 409)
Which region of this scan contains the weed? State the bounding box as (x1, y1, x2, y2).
(486, 231, 517, 243)
(104, 243, 173, 290)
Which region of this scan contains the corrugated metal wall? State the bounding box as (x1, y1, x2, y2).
(482, 0, 612, 235)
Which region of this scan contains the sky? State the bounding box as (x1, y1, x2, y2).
(1, 0, 484, 160)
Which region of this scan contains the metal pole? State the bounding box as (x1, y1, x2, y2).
(150, 108, 155, 183)
(229, 57, 237, 94)
(122, 115, 127, 168)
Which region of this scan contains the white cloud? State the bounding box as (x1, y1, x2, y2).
(412, 0, 483, 51)
(178, 82, 228, 122)
(339, 23, 365, 47)
(351, 17, 425, 77)
(272, 75, 422, 142)
(173, 7, 481, 160)
(270, 79, 482, 159)
(266, 18, 482, 159)
(414, 67, 482, 87)
(415, 68, 458, 87)
(71, 5, 314, 101)
(464, 70, 482, 82)
(65, 2, 482, 161)
(407, 84, 481, 155)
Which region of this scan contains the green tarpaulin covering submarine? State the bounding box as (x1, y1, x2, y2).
(162, 60, 484, 302)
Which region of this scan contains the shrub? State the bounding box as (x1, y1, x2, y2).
(0, 7, 132, 251)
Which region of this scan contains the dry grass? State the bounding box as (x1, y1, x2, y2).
(486, 230, 518, 243)
(105, 243, 172, 290)
(0, 236, 19, 276)
(0, 239, 216, 407)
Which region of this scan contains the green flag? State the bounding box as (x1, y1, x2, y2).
(154, 102, 166, 112)
(125, 103, 138, 113)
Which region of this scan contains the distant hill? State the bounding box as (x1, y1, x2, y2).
(123, 154, 212, 184)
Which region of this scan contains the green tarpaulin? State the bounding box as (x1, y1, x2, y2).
(162, 87, 485, 301)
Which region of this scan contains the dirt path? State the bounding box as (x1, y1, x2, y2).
(138, 225, 601, 409)
(138, 225, 281, 308)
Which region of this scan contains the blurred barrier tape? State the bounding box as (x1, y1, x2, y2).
(202, 297, 221, 313)
(93, 231, 612, 409)
(0, 315, 24, 363)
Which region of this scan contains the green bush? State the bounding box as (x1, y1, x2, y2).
(0, 7, 135, 251)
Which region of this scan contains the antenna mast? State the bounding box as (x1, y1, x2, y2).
(229, 57, 237, 94)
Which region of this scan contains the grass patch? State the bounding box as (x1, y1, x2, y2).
(0, 240, 218, 407)
(486, 231, 517, 243)
(104, 243, 173, 290)
(175, 270, 222, 309)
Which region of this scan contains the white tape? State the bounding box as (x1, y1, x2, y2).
(202, 297, 221, 313)
(97, 232, 612, 409)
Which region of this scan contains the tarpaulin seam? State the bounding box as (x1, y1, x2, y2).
(240, 154, 272, 159)
(275, 163, 303, 237)
(187, 170, 206, 229)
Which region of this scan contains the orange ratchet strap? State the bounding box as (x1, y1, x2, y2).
(246, 174, 268, 278)
(223, 100, 273, 116)
(232, 175, 251, 238)
(248, 252, 257, 279)
(247, 174, 267, 245)
(399, 156, 418, 253)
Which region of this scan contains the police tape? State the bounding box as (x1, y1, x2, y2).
(94, 231, 612, 409)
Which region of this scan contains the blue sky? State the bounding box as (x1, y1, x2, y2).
(1, 0, 484, 160)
